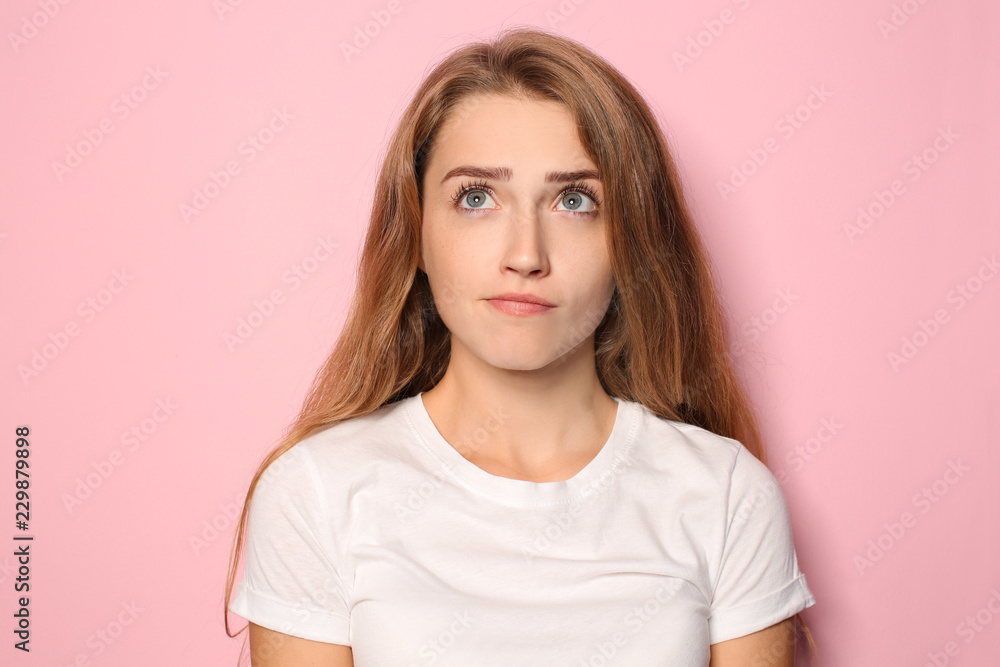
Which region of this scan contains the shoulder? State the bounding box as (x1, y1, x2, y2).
(256, 397, 415, 498)
(625, 403, 783, 506)
(628, 404, 746, 481)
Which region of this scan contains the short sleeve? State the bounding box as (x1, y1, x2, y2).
(708, 446, 815, 644)
(228, 444, 352, 645)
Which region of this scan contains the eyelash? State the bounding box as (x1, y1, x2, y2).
(449, 180, 602, 216)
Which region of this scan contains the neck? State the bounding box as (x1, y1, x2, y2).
(419, 336, 619, 481)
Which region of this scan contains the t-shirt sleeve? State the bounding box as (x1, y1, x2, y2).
(228, 444, 352, 645)
(708, 445, 815, 644)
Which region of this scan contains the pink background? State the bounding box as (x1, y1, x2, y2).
(2, 1, 998, 665)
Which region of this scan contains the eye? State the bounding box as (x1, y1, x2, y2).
(450, 180, 497, 214)
(554, 182, 601, 217)
(460, 190, 495, 209)
(556, 191, 595, 214)
(448, 179, 602, 217)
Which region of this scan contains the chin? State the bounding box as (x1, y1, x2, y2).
(482, 344, 575, 372)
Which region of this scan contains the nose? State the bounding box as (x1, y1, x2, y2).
(502, 205, 550, 277)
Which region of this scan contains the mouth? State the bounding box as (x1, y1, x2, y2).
(485, 293, 556, 317)
(486, 292, 556, 307)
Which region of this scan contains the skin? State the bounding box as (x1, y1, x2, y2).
(247, 94, 796, 666)
(248, 623, 353, 666)
(418, 93, 619, 482)
(709, 618, 797, 666)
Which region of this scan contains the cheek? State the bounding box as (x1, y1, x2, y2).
(571, 241, 615, 290)
(429, 271, 469, 319)
(576, 283, 616, 330)
(423, 243, 471, 318)
(567, 253, 616, 324)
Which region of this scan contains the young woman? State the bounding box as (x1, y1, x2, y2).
(225, 27, 816, 666)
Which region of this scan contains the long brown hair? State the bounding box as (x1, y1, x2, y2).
(225, 26, 815, 662)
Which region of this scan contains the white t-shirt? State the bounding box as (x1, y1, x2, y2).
(229, 392, 815, 666)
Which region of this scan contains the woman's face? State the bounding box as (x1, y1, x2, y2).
(419, 94, 616, 372)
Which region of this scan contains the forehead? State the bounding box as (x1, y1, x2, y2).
(429, 94, 593, 171)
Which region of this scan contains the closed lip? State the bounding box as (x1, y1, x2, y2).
(486, 292, 556, 307)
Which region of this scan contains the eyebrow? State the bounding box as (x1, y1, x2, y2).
(440, 165, 601, 185)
